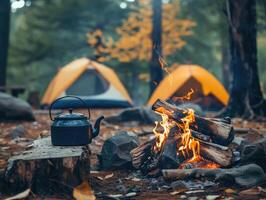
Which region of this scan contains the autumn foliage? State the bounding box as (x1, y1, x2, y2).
(87, 0, 196, 63)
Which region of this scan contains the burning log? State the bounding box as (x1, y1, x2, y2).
(131, 135, 233, 171)
(200, 140, 233, 167)
(152, 99, 234, 145)
(130, 138, 155, 169)
(191, 130, 211, 142)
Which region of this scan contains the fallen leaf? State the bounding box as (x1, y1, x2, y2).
(104, 173, 114, 179)
(5, 188, 31, 200)
(239, 187, 262, 196)
(206, 195, 220, 200)
(107, 194, 123, 198)
(225, 188, 237, 194)
(170, 191, 182, 195)
(90, 171, 100, 174)
(131, 177, 141, 182)
(185, 190, 205, 194)
(96, 176, 104, 181)
(125, 192, 137, 197)
(73, 181, 96, 200)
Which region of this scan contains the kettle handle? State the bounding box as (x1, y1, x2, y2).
(49, 95, 91, 121)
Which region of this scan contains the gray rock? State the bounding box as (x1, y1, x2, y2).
(100, 131, 140, 169)
(10, 125, 27, 139)
(0, 92, 35, 121)
(105, 106, 160, 125)
(240, 138, 266, 171)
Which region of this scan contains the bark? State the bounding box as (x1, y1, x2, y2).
(149, 0, 163, 95)
(222, 0, 266, 118)
(0, 0, 11, 87)
(4, 137, 90, 194)
(152, 99, 234, 145)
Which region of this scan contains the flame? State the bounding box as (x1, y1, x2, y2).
(172, 88, 194, 102)
(177, 108, 200, 161)
(153, 112, 175, 152)
(152, 89, 220, 169)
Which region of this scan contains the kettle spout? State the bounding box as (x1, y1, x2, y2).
(92, 116, 104, 138)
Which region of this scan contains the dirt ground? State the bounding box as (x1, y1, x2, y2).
(0, 109, 266, 199)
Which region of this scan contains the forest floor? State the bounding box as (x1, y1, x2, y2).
(1, 109, 266, 200)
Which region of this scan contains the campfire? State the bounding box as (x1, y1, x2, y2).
(131, 90, 234, 176)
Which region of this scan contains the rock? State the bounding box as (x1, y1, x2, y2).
(10, 125, 27, 139)
(240, 138, 266, 171)
(105, 106, 160, 125)
(0, 92, 35, 121)
(170, 180, 188, 191)
(215, 164, 266, 188)
(99, 131, 140, 169)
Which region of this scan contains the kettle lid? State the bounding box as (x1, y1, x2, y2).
(54, 112, 87, 121)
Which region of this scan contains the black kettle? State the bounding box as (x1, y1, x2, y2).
(49, 96, 104, 146)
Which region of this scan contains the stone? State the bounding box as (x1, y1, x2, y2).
(240, 138, 266, 171)
(0, 92, 35, 121)
(99, 131, 140, 169)
(10, 125, 27, 139)
(217, 164, 266, 188)
(105, 106, 160, 125)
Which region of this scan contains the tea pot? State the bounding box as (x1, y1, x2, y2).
(49, 96, 104, 146)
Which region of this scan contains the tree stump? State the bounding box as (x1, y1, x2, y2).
(4, 137, 90, 194)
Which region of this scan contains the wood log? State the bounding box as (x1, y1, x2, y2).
(130, 138, 155, 169)
(152, 99, 234, 145)
(131, 133, 233, 170)
(191, 130, 211, 142)
(4, 137, 90, 194)
(199, 140, 233, 167)
(162, 164, 266, 189)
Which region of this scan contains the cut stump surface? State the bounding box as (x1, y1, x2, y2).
(4, 137, 90, 194)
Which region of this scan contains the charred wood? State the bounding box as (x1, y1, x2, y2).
(152, 99, 234, 145)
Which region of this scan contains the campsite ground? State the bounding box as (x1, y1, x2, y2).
(1, 109, 266, 199)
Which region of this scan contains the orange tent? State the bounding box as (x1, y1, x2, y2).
(147, 65, 229, 110)
(42, 58, 132, 108)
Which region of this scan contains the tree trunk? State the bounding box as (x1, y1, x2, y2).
(0, 0, 10, 87)
(222, 0, 266, 118)
(149, 0, 163, 95)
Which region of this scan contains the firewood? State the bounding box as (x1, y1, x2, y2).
(152, 99, 234, 145)
(199, 140, 233, 167)
(162, 164, 266, 188)
(4, 137, 90, 194)
(130, 138, 155, 169)
(191, 130, 211, 142)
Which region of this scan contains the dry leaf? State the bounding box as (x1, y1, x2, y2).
(104, 173, 114, 179)
(225, 188, 237, 194)
(96, 176, 104, 181)
(131, 177, 141, 182)
(73, 181, 96, 200)
(5, 188, 31, 200)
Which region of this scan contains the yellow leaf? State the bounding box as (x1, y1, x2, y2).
(73, 181, 96, 200)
